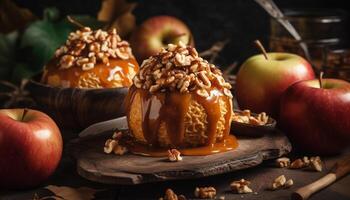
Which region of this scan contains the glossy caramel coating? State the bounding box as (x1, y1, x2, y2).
(41, 58, 139, 88)
(125, 86, 236, 156)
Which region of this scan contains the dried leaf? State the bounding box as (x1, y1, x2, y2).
(45, 185, 98, 200)
(0, 0, 36, 34)
(98, 0, 136, 37)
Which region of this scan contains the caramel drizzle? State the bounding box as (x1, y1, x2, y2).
(125, 84, 237, 156)
(42, 58, 139, 88)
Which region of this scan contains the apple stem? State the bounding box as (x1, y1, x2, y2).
(319, 71, 324, 89)
(67, 16, 84, 28)
(22, 108, 28, 121)
(254, 40, 269, 60)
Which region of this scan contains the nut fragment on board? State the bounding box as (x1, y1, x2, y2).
(194, 187, 216, 199)
(289, 156, 322, 171)
(276, 157, 291, 168)
(230, 179, 253, 194)
(309, 156, 323, 172)
(271, 175, 286, 190)
(284, 179, 294, 188)
(159, 188, 187, 200)
(168, 149, 183, 162)
(271, 175, 294, 190)
(103, 131, 128, 155)
(290, 158, 305, 169)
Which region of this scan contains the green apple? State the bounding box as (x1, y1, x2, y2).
(236, 52, 315, 117)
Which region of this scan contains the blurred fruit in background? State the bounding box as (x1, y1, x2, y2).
(130, 15, 194, 62)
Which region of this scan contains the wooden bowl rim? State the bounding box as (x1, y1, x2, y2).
(27, 78, 130, 92)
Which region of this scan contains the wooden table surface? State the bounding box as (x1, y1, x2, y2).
(1, 130, 350, 200)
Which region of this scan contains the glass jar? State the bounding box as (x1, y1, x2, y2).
(323, 47, 350, 81)
(270, 9, 349, 72)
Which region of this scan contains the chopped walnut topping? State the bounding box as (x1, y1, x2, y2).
(103, 131, 128, 155)
(168, 149, 183, 162)
(159, 189, 187, 200)
(53, 27, 134, 71)
(276, 157, 291, 168)
(230, 179, 253, 194)
(132, 42, 232, 97)
(194, 187, 216, 199)
(232, 110, 269, 125)
(77, 72, 102, 88)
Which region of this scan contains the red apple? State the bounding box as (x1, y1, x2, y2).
(0, 109, 63, 188)
(236, 51, 315, 118)
(130, 15, 194, 62)
(279, 77, 350, 155)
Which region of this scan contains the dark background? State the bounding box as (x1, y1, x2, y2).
(14, 0, 350, 68)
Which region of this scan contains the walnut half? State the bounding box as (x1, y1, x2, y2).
(230, 179, 253, 194)
(159, 189, 186, 200)
(276, 157, 291, 168)
(103, 131, 128, 155)
(271, 175, 294, 190)
(168, 149, 183, 162)
(194, 187, 216, 199)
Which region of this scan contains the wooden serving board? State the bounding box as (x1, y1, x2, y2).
(69, 130, 291, 185)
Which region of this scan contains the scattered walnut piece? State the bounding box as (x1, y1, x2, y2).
(276, 157, 291, 168)
(230, 179, 253, 194)
(289, 156, 322, 171)
(303, 156, 311, 166)
(271, 175, 286, 190)
(194, 187, 216, 199)
(113, 144, 128, 155)
(271, 175, 294, 190)
(284, 179, 294, 188)
(232, 110, 269, 125)
(290, 159, 305, 169)
(168, 149, 183, 162)
(218, 196, 225, 200)
(309, 156, 323, 172)
(103, 131, 128, 155)
(159, 189, 187, 200)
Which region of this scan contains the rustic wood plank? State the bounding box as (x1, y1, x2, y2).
(68, 131, 291, 185)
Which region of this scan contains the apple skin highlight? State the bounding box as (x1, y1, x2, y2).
(0, 109, 63, 189)
(236, 52, 315, 118)
(279, 78, 350, 155)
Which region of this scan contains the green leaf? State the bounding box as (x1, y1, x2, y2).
(21, 19, 74, 71)
(20, 15, 106, 73)
(0, 31, 19, 80)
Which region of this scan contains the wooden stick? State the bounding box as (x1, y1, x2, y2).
(292, 155, 350, 200)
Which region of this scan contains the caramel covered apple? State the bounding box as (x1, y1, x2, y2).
(125, 42, 237, 156)
(41, 27, 139, 88)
